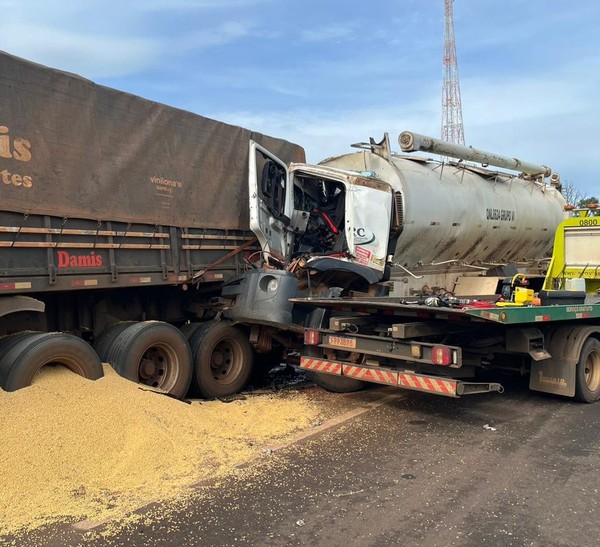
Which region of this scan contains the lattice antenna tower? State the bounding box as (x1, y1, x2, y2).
(441, 0, 465, 145)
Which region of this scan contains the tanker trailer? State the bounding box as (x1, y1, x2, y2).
(243, 131, 566, 303)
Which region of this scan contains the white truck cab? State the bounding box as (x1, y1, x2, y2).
(248, 140, 393, 283)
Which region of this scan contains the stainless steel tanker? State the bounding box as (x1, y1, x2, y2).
(319, 132, 565, 272)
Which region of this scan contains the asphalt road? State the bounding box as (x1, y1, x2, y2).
(21, 377, 600, 547)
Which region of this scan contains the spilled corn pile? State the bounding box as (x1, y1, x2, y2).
(0, 365, 326, 538)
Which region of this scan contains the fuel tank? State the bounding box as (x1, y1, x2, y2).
(319, 144, 566, 271)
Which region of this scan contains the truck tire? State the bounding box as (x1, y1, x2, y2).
(189, 321, 253, 398)
(302, 287, 364, 392)
(185, 323, 215, 395)
(0, 332, 44, 387)
(575, 337, 600, 403)
(304, 347, 365, 393)
(104, 321, 193, 399)
(0, 332, 103, 392)
(93, 321, 136, 362)
(179, 322, 205, 340)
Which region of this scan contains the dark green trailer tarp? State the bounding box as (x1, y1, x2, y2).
(0, 51, 305, 229)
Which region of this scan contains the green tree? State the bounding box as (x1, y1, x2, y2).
(577, 196, 599, 207)
(577, 196, 599, 216)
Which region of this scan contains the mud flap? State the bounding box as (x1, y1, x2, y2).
(528, 326, 580, 397)
(530, 358, 576, 397)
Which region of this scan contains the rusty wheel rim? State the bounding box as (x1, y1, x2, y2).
(210, 339, 244, 386)
(138, 344, 180, 391)
(584, 347, 600, 392)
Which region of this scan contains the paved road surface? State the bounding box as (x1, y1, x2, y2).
(21, 377, 600, 546)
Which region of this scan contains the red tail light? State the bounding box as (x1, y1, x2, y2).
(304, 329, 320, 345)
(432, 346, 452, 366)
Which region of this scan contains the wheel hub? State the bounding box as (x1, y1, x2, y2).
(584, 350, 600, 391)
(139, 358, 156, 380)
(138, 348, 166, 387)
(211, 344, 233, 378)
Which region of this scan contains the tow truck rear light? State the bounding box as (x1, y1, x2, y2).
(432, 346, 452, 366)
(304, 329, 320, 345)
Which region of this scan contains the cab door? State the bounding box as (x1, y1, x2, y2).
(345, 177, 393, 273)
(248, 141, 294, 263)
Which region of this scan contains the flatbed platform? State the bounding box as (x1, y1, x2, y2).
(291, 296, 600, 325)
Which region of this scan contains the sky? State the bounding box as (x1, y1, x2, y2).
(1, 0, 598, 198)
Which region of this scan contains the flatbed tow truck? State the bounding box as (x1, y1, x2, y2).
(297, 207, 600, 403)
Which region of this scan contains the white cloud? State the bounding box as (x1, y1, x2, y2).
(300, 23, 358, 43)
(176, 21, 254, 50)
(207, 99, 439, 164)
(207, 50, 600, 196)
(462, 77, 586, 128)
(0, 17, 256, 79)
(0, 24, 160, 78)
(141, 0, 270, 10)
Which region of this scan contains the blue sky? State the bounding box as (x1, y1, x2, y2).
(1, 0, 598, 198)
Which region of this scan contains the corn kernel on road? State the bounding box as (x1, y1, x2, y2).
(68, 378, 599, 547)
(3, 371, 599, 547)
(0, 364, 350, 541)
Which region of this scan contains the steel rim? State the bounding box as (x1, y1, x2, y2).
(138, 344, 180, 390)
(584, 347, 600, 392)
(210, 339, 244, 385)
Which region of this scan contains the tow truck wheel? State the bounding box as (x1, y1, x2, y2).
(104, 321, 193, 399)
(190, 321, 254, 399)
(304, 347, 365, 393)
(0, 332, 103, 392)
(575, 337, 600, 403)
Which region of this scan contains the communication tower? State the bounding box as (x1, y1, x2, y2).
(441, 0, 465, 145)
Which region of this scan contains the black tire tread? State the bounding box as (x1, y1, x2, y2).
(190, 322, 253, 399)
(103, 321, 193, 398)
(575, 337, 600, 403)
(0, 332, 103, 392)
(93, 321, 136, 362)
(304, 346, 365, 393)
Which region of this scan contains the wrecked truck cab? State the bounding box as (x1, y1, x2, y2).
(248, 140, 394, 290)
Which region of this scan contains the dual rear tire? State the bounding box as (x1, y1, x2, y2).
(1, 326, 597, 404)
(0, 332, 103, 392)
(188, 322, 254, 398)
(95, 320, 254, 399)
(96, 321, 193, 399)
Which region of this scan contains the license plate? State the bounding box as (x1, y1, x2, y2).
(328, 335, 356, 349)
